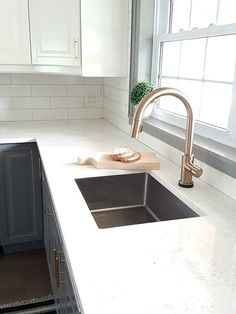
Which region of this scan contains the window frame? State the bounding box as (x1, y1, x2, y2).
(151, 0, 236, 148)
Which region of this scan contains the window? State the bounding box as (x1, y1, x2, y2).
(151, 0, 236, 148)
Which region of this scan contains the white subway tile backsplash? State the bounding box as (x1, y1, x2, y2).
(200, 163, 236, 201)
(139, 132, 170, 159)
(84, 77, 104, 85)
(0, 74, 11, 84)
(104, 97, 128, 119)
(0, 85, 31, 96)
(68, 85, 85, 96)
(169, 147, 182, 166)
(104, 85, 129, 105)
(31, 85, 67, 96)
(68, 108, 103, 119)
(68, 84, 102, 96)
(86, 85, 103, 95)
(49, 75, 84, 85)
(104, 77, 129, 91)
(51, 96, 84, 108)
(0, 97, 13, 109)
(0, 74, 105, 122)
(103, 108, 130, 134)
(0, 109, 32, 121)
(33, 109, 67, 120)
(13, 97, 50, 109)
(68, 108, 103, 120)
(11, 74, 50, 85)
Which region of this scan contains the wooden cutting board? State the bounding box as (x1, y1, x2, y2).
(78, 151, 160, 170)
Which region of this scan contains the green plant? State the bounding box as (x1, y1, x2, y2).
(130, 81, 155, 106)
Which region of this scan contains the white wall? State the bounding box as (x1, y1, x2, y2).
(103, 0, 236, 201)
(0, 74, 103, 121)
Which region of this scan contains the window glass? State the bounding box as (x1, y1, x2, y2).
(171, 0, 191, 32)
(218, 0, 236, 25)
(171, 0, 236, 32)
(179, 38, 206, 79)
(158, 36, 234, 130)
(204, 35, 236, 82)
(161, 41, 181, 77)
(200, 82, 232, 128)
(190, 0, 218, 29)
(178, 79, 202, 117)
(159, 77, 185, 115)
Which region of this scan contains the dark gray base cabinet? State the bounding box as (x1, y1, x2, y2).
(42, 175, 81, 314)
(0, 143, 43, 252)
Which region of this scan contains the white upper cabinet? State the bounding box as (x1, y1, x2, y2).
(81, 0, 129, 77)
(0, 0, 129, 76)
(0, 0, 31, 64)
(29, 0, 81, 66)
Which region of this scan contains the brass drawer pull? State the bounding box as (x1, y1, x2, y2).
(53, 249, 60, 288)
(58, 251, 65, 286)
(54, 249, 65, 287)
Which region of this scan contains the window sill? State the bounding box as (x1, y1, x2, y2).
(130, 116, 236, 179)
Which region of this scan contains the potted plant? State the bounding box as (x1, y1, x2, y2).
(130, 81, 156, 119)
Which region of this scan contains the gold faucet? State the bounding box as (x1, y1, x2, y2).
(130, 87, 203, 188)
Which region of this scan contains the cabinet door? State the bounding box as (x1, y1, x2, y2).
(29, 0, 81, 66)
(55, 245, 80, 314)
(0, 0, 31, 64)
(42, 177, 64, 313)
(51, 218, 67, 314)
(42, 177, 53, 281)
(81, 0, 129, 76)
(0, 143, 43, 247)
(64, 260, 81, 314)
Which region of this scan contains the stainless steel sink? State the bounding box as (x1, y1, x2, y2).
(75, 173, 199, 229)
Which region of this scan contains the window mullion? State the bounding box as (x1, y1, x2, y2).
(177, 40, 182, 81)
(188, 0, 193, 30)
(197, 38, 208, 121)
(216, 0, 221, 24)
(168, 0, 174, 32)
(227, 61, 236, 142)
(162, 76, 232, 85)
(158, 23, 236, 42)
(151, 0, 170, 84)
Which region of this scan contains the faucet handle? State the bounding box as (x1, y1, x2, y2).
(184, 162, 203, 178)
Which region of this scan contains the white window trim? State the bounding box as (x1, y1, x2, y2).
(151, 0, 236, 148)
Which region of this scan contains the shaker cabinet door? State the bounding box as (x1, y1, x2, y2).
(81, 0, 129, 76)
(29, 0, 81, 66)
(0, 0, 31, 64)
(0, 143, 43, 247)
(42, 177, 54, 281)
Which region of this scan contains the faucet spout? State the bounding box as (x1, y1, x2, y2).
(130, 87, 203, 188)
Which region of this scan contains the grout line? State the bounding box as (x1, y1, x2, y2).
(103, 81, 129, 92)
(103, 95, 128, 107)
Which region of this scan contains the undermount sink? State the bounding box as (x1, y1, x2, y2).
(75, 173, 199, 229)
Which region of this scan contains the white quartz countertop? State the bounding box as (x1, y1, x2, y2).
(0, 119, 236, 314)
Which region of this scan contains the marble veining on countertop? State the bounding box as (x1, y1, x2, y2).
(0, 119, 236, 314)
